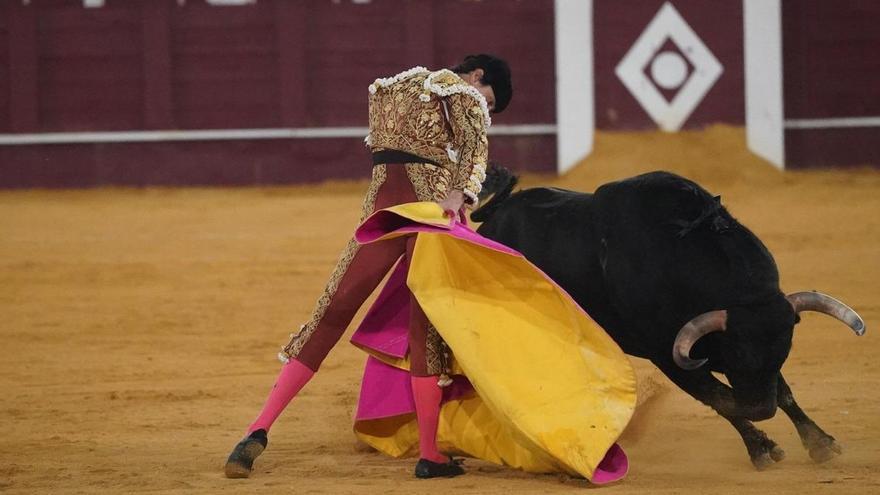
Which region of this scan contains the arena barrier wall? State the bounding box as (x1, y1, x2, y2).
(0, 0, 876, 188)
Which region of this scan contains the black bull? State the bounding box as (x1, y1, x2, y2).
(472, 169, 866, 469)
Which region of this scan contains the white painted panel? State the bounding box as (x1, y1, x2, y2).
(554, 0, 594, 174)
(744, 0, 785, 168)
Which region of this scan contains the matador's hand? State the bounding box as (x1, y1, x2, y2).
(438, 190, 466, 221)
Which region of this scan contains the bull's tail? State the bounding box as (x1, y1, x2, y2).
(471, 163, 519, 223)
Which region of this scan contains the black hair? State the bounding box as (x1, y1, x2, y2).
(451, 54, 512, 113)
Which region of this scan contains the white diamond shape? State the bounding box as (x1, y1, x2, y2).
(615, 2, 724, 132)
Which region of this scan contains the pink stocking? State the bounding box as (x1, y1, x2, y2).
(410, 375, 447, 463)
(247, 359, 315, 434)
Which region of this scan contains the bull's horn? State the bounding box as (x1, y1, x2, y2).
(673, 310, 728, 370)
(787, 291, 866, 336)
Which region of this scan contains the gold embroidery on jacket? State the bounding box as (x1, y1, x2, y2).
(446, 93, 489, 200)
(368, 70, 487, 202)
(405, 163, 451, 202)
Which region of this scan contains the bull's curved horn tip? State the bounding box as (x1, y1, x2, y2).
(853, 319, 866, 336)
(673, 354, 708, 371)
(844, 307, 865, 336)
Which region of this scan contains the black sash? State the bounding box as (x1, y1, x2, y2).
(372, 149, 439, 166)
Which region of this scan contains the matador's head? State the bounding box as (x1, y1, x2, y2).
(452, 54, 512, 114)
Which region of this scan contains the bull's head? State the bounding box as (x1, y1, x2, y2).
(672, 292, 865, 420)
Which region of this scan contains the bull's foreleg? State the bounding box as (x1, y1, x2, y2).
(724, 416, 786, 470)
(777, 373, 842, 463)
(653, 361, 784, 470)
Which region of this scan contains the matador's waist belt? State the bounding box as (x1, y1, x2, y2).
(372, 149, 439, 166)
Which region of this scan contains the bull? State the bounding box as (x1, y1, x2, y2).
(472, 167, 865, 469)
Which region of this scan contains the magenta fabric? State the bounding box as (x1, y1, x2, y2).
(355, 357, 414, 420)
(353, 210, 519, 255)
(593, 444, 629, 484)
(355, 356, 473, 421)
(349, 261, 411, 359)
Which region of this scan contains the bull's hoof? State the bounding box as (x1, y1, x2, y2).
(808, 438, 842, 464)
(751, 443, 785, 470)
(751, 453, 777, 471)
(748, 435, 785, 470)
(769, 445, 786, 462)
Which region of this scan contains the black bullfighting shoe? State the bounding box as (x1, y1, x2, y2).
(414, 457, 465, 479)
(224, 429, 268, 478)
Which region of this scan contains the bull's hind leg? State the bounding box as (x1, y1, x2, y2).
(655, 361, 785, 470)
(777, 373, 842, 463)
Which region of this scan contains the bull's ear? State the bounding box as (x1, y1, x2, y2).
(794, 313, 802, 324)
(714, 195, 722, 203)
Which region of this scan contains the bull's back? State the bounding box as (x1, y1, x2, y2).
(476, 187, 594, 262)
(592, 172, 781, 322)
(475, 188, 614, 319)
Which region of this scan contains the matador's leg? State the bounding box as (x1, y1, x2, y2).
(280, 165, 420, 370)
(403, 163, 465, 478)
(225, 165, 419, 479)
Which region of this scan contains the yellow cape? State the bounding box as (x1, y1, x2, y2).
(353, 203, 636, 480)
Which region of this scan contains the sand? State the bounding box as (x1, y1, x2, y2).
(1, 126, 878, 494)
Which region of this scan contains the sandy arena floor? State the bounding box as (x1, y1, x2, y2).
(1, 126, 878, 494)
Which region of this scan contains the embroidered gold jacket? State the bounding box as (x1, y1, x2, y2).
(366, 66, 491, 204)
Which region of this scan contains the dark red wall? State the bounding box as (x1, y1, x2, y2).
(0, 0, 555, 188)
(593, 0, 744, 130)
(0, 7, 9, 133)
(171, 0, 280, 129)
(782, 0, 880, 169)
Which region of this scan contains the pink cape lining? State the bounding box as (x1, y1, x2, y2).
(350, 209, 629, 484)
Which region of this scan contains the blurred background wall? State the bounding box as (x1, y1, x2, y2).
(0, 0, 877, 188)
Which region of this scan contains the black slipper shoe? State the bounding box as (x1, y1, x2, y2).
(414, 457, 465, 479)
(224, 429, 268, 479)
